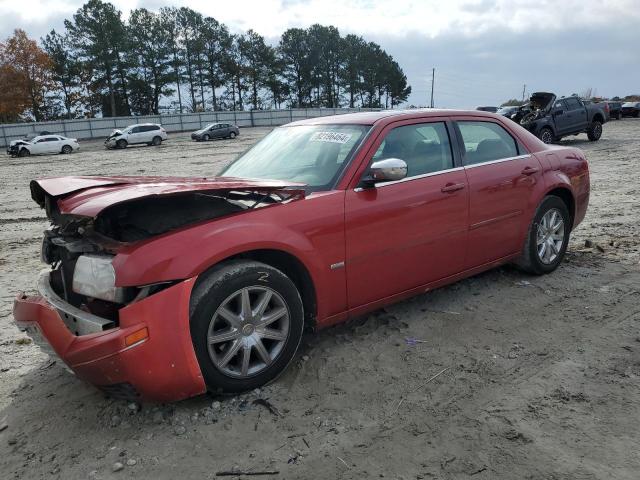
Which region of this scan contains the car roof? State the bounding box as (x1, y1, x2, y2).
(287, 109, 503, 127)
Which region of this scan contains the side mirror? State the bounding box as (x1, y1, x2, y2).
(361, 158, 408, 187)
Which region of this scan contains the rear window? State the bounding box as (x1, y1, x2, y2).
(456, 121, 519, 165)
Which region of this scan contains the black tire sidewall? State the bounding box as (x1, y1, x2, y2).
(117, 139, 127, 149)
(230, 132, 236, 139)
(152, 136, 161, 145)
(190, 261, 304, 394)
(203, 134, 210, 141)
(62, 145, 72, 154)
(540, 128, 553, 144)
(525, 196, 570, 274)
(588, 121, 602, 141)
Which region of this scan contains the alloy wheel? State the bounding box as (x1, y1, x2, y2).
(536, 208, 565, 264)
(207, 286, 290, 378)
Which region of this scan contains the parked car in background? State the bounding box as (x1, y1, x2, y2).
(513, 92, 607, 143)
(105, 124, 167, 149)
(476, 106, 498, 112)
(7, 135, 79, 157)
(191, 123, 240, 141)
(621, 102, 640, 117)
(606, 101, 623, 120)
(497, 105, 520, 118)
(15, 109, 590, 402)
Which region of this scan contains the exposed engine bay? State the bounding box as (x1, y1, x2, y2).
(512, 92, 556, 125)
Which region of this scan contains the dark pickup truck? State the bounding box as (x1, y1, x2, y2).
(512, 92, 607, 144)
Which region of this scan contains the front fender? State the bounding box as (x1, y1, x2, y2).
(113, 222, 320, 287)
(110, 191, 348, 322)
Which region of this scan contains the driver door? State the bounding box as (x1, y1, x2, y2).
(344, 119, 469, 309)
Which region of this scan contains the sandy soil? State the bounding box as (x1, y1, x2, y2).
(1, 121, 639, 479)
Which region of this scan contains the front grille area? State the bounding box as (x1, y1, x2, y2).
(97, 382, 140, 401)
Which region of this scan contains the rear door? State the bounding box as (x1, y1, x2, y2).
(454, 118, 543, 268)
(345, 118, 469, 308)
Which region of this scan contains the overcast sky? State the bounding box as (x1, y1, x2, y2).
(1, 0, 639, 108)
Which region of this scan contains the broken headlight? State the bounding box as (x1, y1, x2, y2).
(72, 254, 127, 303)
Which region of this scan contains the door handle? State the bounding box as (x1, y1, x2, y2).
(441, 182, 466, 193)
(521, 166, 539, 176)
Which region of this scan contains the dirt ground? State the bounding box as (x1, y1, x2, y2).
(1, 120, 639, 480)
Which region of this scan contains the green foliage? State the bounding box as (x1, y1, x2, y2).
(501, 99, 525, 106)
(6, 1, 413, 120)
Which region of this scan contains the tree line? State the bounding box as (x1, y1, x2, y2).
(0, 0, 411, 123)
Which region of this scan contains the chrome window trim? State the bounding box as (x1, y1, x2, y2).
(354, 166, 465, 192)
(463, 154, 531, 169)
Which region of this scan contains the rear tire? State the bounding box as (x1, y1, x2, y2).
(587, 120, 602, 141)
(616, 112, 622, 120)
(151, 136, 162, 146)
(189, 260, 304, 394)
(116, 139, 127, 149)
(516, 195, 570, 275)
(18, 148, 30, 157)
(61, 145, 72, 154)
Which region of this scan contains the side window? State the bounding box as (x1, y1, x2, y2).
(371, 122, 454, 178)
(148, 125, 159, 131)
(457, 121, 519, 165)
(565, 98, 583, 110)
(130, 126, 140, 133)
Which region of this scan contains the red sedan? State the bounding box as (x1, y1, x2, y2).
(14, 110, 590, 402)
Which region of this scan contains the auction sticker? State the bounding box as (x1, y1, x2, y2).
(310, 131, 352, 144)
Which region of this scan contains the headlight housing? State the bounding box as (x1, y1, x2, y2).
(72, 254, 126, 303)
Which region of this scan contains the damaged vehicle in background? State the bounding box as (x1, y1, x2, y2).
(7, 134, 80, 157)
(511, 92, 607, 144)
(14, 110, 590, 403)
(105, 123, 167, 149)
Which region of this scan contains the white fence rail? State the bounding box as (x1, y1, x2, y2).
(0, 108, 381, 148)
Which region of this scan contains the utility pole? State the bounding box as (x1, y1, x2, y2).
(522, 84, 526, 102)
(430, 68, 435, 108)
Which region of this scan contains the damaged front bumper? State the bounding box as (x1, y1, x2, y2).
(13, 272, 206, 402)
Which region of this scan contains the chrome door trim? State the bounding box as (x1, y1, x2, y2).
(463, 154, 531, 169)
(354, 166, 465, 192)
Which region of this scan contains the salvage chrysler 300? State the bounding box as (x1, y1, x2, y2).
(14, 110, 590, 402)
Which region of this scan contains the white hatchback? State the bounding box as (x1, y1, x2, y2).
(105, 123, 168, 149)
(10, 135, 80, 157)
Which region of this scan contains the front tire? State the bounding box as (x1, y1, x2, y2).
(18, 148, 30, 157)
(189, 260, 304, 394)
(116, 139, 127, 149)
(229, 131, 237, 139)
(539, 127, 554, 144)
(517, 196, 570, 275)
(587, 120, 602, 141)
(203, 134, 210, 141)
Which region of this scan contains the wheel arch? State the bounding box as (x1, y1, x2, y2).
(544, 186, 576, 230)
(192, 248, 318, 329)
(592, 113, 604, 124)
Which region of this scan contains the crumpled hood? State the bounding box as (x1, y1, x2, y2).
(529, 92, 556, 111)
(30, 176, 306, 217)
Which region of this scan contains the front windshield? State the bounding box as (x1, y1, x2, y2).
(203, 123, 217, 130)
(221, 124, 370, 190)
